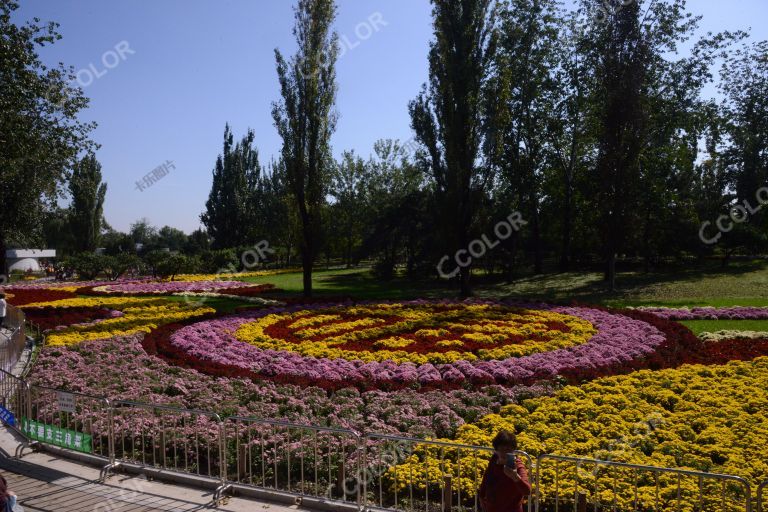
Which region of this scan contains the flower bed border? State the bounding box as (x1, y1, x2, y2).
(143, 300, 708, 392)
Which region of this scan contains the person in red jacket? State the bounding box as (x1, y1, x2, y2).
(478, 430, 532, 512)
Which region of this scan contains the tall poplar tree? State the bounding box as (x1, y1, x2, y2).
(409, 0, 498, 297)
(69, 154, 107, 252)
(591, 0, 649, 291)
(272, 0, 339, 297)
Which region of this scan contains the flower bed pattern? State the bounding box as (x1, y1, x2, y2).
(15, 276, 768, 504)
(391, 355, 768, 510)
(161, 301, 672, 390)
(23, 307, 123, 332)
(20, 297, 215, 346)
(91, 280, 270, 295)
(30, 334, 554, 439)
(2, 287, 77, 306)
(235, 303, 598, 363)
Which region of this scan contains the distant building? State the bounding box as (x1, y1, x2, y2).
(5, 249, 57, 273)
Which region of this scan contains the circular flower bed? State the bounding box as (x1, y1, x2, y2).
(164, 301, 669, 390)
(235, 303, 597, 363)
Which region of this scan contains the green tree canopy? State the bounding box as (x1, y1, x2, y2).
(0, 0, 95, 272)
(69, 153, 107, 252)
(272, 0, 339, 297)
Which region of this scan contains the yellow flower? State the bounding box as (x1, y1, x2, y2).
(234, 304, 597, 364)
(31, 298, 215, 346)
(391, 357, 768, 510)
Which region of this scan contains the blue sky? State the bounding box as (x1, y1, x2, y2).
(14, 0, 768, 233)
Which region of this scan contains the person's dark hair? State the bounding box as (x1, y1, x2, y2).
(492, 430, 518, 451)
(0, 474, 9, 504)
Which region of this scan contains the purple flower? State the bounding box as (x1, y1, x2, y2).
(165, 301, 668, 389)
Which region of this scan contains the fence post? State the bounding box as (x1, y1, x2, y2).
(336, 458, 346, 497)
(443, 475, 453, 512)
(212, 415, 234, 504)
(238, 443, 247, 481)
(576, 492, 587, 512)
(217, 415, 228, 489)
(107, 399, 115, 467)
(357, 434, 365, 511)
(24, 381, 31, 426)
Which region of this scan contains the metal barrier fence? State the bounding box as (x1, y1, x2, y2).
(535, 454, 752, 512)
(23, 384, 112, 460)
(0, 369, 28, 438)
(109, 400, 226, 495)
(361, 433, 534, 512)
(0, 305, 27, 374)
(222, 416, 361, 505)
(0, 372, 761, 511)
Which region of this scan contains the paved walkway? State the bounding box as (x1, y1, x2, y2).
(0, 428, 306, 512)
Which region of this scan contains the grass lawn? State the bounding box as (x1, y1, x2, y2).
(679, 319, 768, 335)
(240, 259, 768, 306)
(163, 295, 256, 314)
(241, 267, 459, 300)
(475, 259, 768, 306)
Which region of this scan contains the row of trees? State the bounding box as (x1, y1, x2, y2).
(3, 0, 766, 296)
(198, 0, 767, 296)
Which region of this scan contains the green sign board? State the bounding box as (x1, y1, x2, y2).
(21, 417, 92, 453)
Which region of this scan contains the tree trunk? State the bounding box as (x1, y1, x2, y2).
(559, 180, 573, 272)
(302, 248, 313, 297)
(300, 210, 313, 297)
(459, 265, 472, 298)
(506, 235, 518, 283)
(721, 249, 732, 269)
(532, 205, 543, 274)
(607, 252, 617, 292)
(643, 206, 652, 273)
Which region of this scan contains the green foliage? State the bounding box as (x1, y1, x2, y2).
(100, 228, 136, 256)
(409, 0, 498, 296)
(0, 0, 96, 268)
(69, 153, 107, 252)
(102, 253, 142, 281)
(62, 252, 106, 280)
(129, 218, 158, 249)
(591, 0, 649, 290)
(328, 151, 367, 266)
(201, 125, 262, 249)
(197, 249, 238, 274)
(157, 226, 188, 252)
(184, 229, 211, 255)
(155, 253, 197, 280)
(272, 0, 339, 296)
(142, 250, 169, 278)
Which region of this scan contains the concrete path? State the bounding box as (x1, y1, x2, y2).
(0, 427, 308, 512)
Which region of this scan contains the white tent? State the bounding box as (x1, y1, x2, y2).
(5, 249, 56, 273)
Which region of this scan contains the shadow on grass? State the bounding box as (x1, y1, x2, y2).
(474, 259, 768, 305)
(245, 259, 768, 307)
